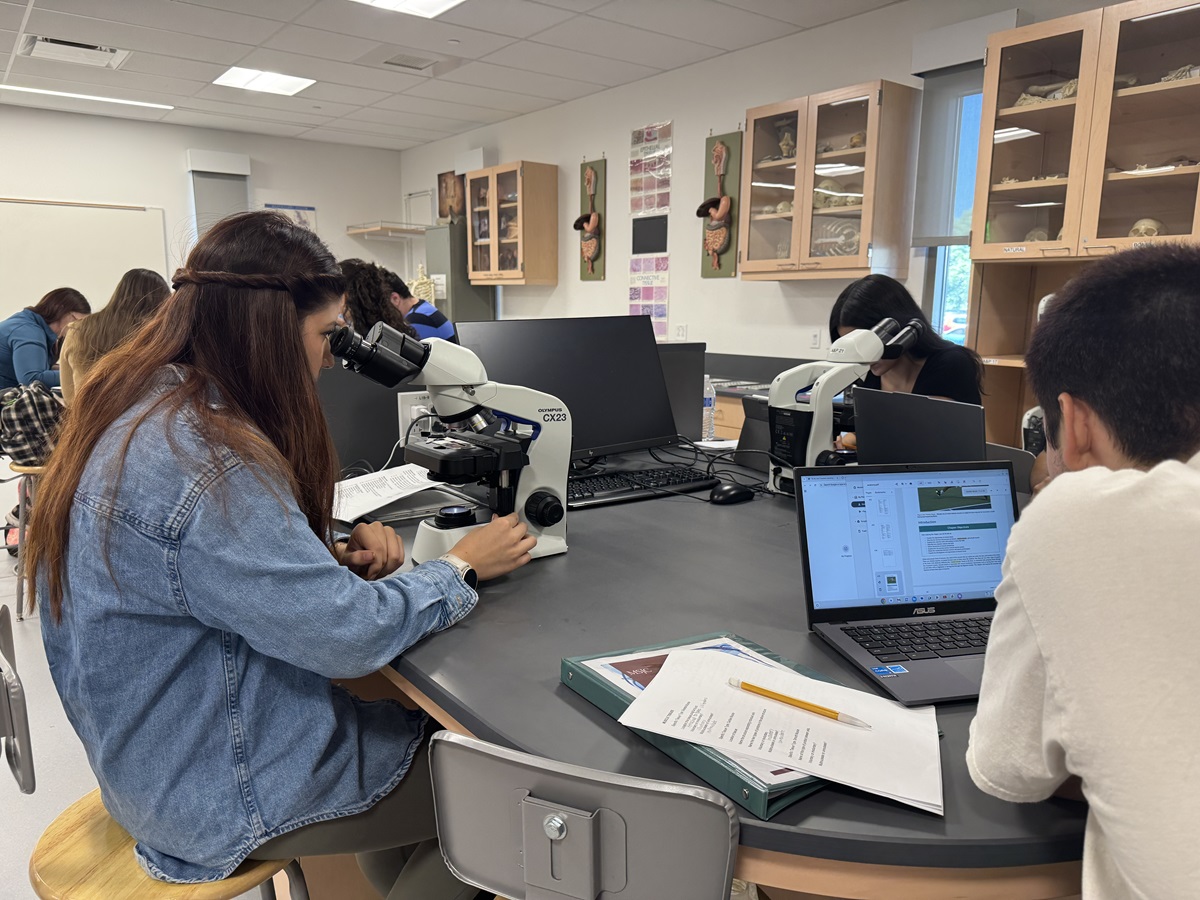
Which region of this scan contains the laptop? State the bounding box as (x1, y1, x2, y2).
(794, 461, 1019, 705)
(852, 388, 985, 465)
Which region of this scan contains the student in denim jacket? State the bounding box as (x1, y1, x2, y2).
(29, 210, 534, 898)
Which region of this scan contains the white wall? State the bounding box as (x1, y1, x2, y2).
(398, 0, 1109, 358)
(0, 105, 411, 294)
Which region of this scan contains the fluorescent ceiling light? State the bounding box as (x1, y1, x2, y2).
(214, 67, 314, 96)
(1132, 2, 1200, 20)
(830, 95, 870, 106)
(814, 188, 864, 198)
(0, 84, 173, 109)
(751, 181, 795, 190)
(346, 0, 469, 16)
(815, 163, 865, 177)
(993, 126, 1040, 143)
(1014, 201, 1063, 208)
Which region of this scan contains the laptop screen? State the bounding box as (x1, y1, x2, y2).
(796, 462, 1018, 620)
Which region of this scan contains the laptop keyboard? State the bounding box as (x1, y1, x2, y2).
(842, 616, 992, 664)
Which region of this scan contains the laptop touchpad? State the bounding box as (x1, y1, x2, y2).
(945, 656, 986, 684)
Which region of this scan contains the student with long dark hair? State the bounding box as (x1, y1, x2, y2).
(29, 210, 533, 896)
(829, 274, 984, 404)
(340, 257, 417, 338)
(59, 268, 171, 404)
(0, 287, 91, 389)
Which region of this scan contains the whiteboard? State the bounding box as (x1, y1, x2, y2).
(0, 200, 168, 318)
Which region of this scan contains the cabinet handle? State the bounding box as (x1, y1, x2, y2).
(798, 262, 821, 269)
(776, 262, 797, 269)
(1040, 247, 1071, 257)
(1084, 245, 1116, 256)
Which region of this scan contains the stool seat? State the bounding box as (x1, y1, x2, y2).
(29, 789, 290, 900)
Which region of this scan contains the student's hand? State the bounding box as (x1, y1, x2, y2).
(836, 432, 857, 450)
(449, 514, 537, 582)
(338, 522, 404, 580)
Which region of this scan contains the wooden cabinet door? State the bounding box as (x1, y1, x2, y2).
(738, 99, 806, 274)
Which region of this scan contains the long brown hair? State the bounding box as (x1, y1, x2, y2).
(29, 210, 345, 621)
(70, 269, 170, 372)
(28, 287, 91, 324)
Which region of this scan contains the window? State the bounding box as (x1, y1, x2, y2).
(931, 92, 982, 345)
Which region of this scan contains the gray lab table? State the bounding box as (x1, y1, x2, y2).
(383, 488, 1085, 899)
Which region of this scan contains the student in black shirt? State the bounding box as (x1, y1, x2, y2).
(829, 274, 983, 404)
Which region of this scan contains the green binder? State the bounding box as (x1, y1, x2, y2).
(561, 632, 843, 819)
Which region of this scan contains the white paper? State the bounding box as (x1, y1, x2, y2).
(582, 638, 811, 790)
(619, 652, 943, 814)
(333, 465, 438, 522)
(695, 439, 738, 450)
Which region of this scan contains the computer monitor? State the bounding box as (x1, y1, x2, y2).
(657, 342, 706, 441)
(457, 315, 679, 461)
(318, 362, 404, 474)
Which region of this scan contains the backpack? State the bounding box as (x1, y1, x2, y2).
(0, 381, 64, 466)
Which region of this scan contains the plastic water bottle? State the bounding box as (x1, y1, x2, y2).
(702, 374, 717, 440)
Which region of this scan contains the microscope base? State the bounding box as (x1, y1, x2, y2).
(411, 520, 568, 566)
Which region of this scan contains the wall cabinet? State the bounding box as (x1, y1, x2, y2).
(738, 80, 920, 281)
(466, 161, 558, 286)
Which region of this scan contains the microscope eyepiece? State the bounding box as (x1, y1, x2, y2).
(329, 322, 429, 388)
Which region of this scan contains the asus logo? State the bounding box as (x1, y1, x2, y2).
(912, 606, 936, 615)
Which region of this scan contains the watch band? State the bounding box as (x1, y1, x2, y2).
(438, 553, 478, 589)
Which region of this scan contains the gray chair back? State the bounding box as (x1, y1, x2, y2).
(986, 442, 1037, 494)
(429, 731, 739, 900)
(0, 604, 35, 793)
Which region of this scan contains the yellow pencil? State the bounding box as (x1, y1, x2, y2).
(728, 678, 872, 730)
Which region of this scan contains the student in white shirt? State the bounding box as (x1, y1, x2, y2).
(967, 243, 1200, 900)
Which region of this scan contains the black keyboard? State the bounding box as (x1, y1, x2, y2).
(566, 466, 719, 509)
(841, 615, 992, 664)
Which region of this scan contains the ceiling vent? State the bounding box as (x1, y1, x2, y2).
(382, 52, 438, 72)
(18, 36, 131, 69)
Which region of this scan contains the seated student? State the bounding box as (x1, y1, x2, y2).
(60, 268, 171, 404)
(31, 210, 534, 896)
(340, 257, 418, 339)
(382, 268, 459, 344)
(0, 287, 91, 389)
(967, 244, 1200, 900)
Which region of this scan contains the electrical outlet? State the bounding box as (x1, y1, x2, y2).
(673, 323, 688, 341)
(397, 391, 432, 447)
(808, 329, 822, 350)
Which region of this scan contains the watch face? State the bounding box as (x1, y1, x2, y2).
(464, 569, 479, 589)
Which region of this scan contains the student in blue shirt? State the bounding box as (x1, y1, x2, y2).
(0, 287, 91, 389)
(382, 268, 459, 344)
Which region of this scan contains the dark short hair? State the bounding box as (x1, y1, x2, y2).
(1027, 243, 1200, 465)
(380, 267, 411, 299)
(29, 287, 91, 323)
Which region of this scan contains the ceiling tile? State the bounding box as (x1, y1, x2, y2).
(236, 46, 424, 93)
(263, 24, 383, 62)
(5, 71, 187, 108)
(0, 26, 16, 54)
(0, 91, 173, 121)
(173, 0, 319, 22)
(589, 0, 800, 51)
(183, 96, 336, 127)
(161, 109, 308, 135)
(325, 116, 453, 141)
(370, 92, 513, 123)
(297, 127, 417, 151)
(10, 55, 206, 98)
(192, 84, 357, 118)
(713, 0, 894, 28)
(532, 0, 609, 10)
(403, 77, 555, 114)
(0, 4, 24, 32)
(343, 105, 479, 133)
(25, 8, 252, 66)
(438, 0, 576, 39)
(531, 16, 721, 68)
(120, 51, 232, 84)
(33, 0, 283, 45)
(301, 81, 391, 106)
(440, 61, 600, 101)
(482, 40, 659, 87)
(296, 0, 516, 60)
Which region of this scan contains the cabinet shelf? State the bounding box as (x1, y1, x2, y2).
(812, 204, 864, 216)
(994, 97, 1078, 132)
(472, 206, 488, 212)
(1104, 164, 1200, 182)
(753, 158, 799, 170)
(345, 221, 427, 241)
(815, 147, 867, 162)
(980, 354, 1026, 368)
(750, 212, 794, 221)
(1111, 76, 1200, 120)
(499, 201, 518, 208)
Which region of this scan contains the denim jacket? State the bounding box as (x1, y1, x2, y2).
(41, 373, 477, 883)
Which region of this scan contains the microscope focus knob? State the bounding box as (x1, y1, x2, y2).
(525, 491, 564, 528)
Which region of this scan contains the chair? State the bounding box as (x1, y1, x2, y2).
(9, 462, 44, 622)
(986, 442, 1037, 494)
(428, 731, 740, 900)
(29, 790, 310, 900)
(1, 602, 35, 793)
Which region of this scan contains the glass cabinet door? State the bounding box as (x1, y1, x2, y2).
(740, 101, 803, 272)
(972, 12, 1102, 259)
(1080, 0, 1200, 255)
(468, 171, 494, 275)
(799, 87, 874, 269)
(495, 165, 521, 277)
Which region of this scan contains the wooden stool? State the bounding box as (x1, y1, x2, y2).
(29, 789, 308, 900)
(8, 463, 42, 622)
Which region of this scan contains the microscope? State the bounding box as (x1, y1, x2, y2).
(766, 317, 924, 492)
(330, 322, 570, 563)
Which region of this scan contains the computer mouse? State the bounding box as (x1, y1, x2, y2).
(709, 482, 755, 505)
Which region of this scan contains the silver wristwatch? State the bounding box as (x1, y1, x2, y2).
(438, 553, 478, 589)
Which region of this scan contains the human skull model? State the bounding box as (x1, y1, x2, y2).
(837, 181, 863, 207)
(1129, 218, 1166, 238)
(776, 200, 793, 214)
(848, 131, 866, 149)
(813, 177, 843, 209)
(1024, 227, 1049, 243)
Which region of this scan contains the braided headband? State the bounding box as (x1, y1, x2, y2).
(171, 268, 343, 294)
